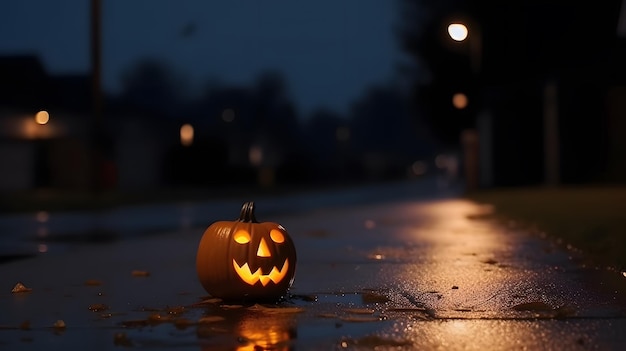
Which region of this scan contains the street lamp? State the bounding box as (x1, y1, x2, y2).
(448, 23, 468, 41)
(447, 22, 481, 74)
(35, 110, 50, 125)
(446, 20, 485, 191)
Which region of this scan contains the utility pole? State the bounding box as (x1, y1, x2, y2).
(90, 0, 103, 194)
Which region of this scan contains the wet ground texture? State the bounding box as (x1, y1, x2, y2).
(2, 181, 626, 350)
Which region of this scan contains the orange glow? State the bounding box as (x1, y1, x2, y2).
(249, 145, 263, 166)
(22, 116, 54, 139)
(35, 110, 49, 125)
(180, 124, 194, 146)
(448, 23, 468, 41)
(233, 259, 289, 286)
(270, 229, 285, 243)
(452, 93, 468, 109)
(256, 238, 271, 257)
(232, 313, 296, 351)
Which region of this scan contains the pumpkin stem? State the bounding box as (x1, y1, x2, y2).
(238, 202, 258, 222)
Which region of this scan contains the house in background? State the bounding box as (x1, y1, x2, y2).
(0, 55, 165, 192)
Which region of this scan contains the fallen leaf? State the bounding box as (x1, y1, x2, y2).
(113, 332, 133, 347)
(342, 335, 412, 348)
(131, 270, 150, 277)
(88, 303, 109, 312)
(119, 319, 149, 328)
(198, 316, 225, 324)
(84, 279, 102, 286)
(11, 282, 32, 293)
(248, 304, 304, 314)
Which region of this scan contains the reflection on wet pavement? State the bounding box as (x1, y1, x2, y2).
(1, 194, 626, 350)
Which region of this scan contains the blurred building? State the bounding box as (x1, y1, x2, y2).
(0, 55, 164, 192)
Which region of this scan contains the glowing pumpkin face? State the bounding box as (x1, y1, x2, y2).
(196, 202, 297, 301)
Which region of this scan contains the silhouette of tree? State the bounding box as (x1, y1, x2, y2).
(119, 58, 188, 117)
(348, 83, 432, 180)
(253, 71, 301, 152)
(304, 108, 350, 181)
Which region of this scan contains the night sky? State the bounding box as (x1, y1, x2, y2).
(0, 0, 402, 117)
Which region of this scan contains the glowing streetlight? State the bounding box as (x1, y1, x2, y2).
(35, 110, 49, 125)
(180, 123, 194, 146)
(448, 23, 469, 41)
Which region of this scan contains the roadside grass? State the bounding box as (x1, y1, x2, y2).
(467, 185, 626, 270)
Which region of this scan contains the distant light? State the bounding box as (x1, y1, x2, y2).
(38, 244, 48, 253)
(180, 124, 194, 146)
(411, 161, 428, 176)
(249, 145, 263, 166)
(336, 127, 350, 141)
(452, 93, 468, 109)
(448, 23, 468, 41)
(35, 110, 49, 125)
(36, 211, 49, 223)
(435, 154, 448, 169)
(222, 108, 235, 122)
(364, 219, 376, 229)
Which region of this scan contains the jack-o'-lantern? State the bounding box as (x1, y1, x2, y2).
(196, 202, 297, 301)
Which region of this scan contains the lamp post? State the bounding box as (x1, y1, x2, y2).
(446, 21, 490, 191)
(90, 0, 104, 193)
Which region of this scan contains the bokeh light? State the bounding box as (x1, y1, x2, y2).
(448, 23, 468, 41)
(249, 145, 263, 166)
(180, 124, 194, 146)
(35, 110, 49, 125)
(452, 93, 468, 109)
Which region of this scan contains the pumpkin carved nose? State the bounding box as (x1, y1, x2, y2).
(257, 238, 271, 257)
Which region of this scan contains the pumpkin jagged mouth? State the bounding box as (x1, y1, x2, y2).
(233, 259, 289, 286)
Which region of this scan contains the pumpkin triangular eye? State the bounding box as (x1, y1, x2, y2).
(234, 230, 251, 244)
(270, 229, 285, 243)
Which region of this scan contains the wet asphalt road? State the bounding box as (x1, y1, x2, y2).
(1, 178, 626, 350)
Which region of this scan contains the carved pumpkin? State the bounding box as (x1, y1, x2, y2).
(196, 202, 297, 301)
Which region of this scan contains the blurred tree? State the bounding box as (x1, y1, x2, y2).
(253, 71, 302, 152)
